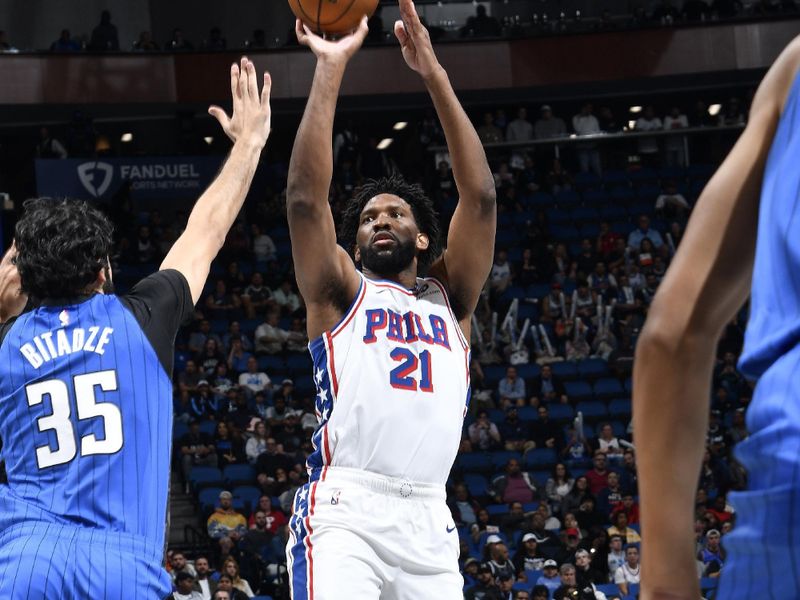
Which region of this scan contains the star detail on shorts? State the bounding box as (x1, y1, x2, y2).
(315, 368, 324, 384)
(298, 487, 308, 504)
(317, 387, 329, 404)
(321, 406, 330, 421)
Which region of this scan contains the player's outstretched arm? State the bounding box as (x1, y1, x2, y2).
(395, 0, 496, 329)
(288, 19, 367, 338)
(633, 37, 800, 600)
(161, 57, 271, 303)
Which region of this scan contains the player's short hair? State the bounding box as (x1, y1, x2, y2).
(14, 198, 113, 301)
(340, 174, 442, 270)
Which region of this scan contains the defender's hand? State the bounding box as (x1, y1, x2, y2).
(395, 0, 441, 79)
(294, 17, 369, 65)
(208, 57, 272, 148)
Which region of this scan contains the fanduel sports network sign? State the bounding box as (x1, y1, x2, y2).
(35, 157, 224, 201)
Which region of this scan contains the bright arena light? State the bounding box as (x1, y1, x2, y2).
(708, 103, 722, 116)
(377, 138, 393, 150)
(393, 122, 408, 131)
(120, 133, 133, 142)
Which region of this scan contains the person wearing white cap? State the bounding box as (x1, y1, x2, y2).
(513, 533, 547, 577)
(536, 560, 561, 597)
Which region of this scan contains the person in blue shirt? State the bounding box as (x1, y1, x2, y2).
(498, 365, 526, 407)
(634, 35, 800, 599)
(0, 57, 272, 600)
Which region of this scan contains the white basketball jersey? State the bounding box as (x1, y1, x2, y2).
(306, 273, 471, 485)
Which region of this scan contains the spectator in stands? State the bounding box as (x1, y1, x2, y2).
(532, 405, 563, 452)
(214, 421, 246, 466)
(179, 420, 218, 492)
(546, 463, 575, 514)
(227, 337, 252, 375)
(169, 571, 203, 600)
(546, 158, 574, 195)
(470, 508, 498, 543)
(168, 28, 194, 51)
(241, 272, 273, 319)
(500, 406, 534, 452)
(534, 105, 567, 140)
(719, 96, 746, 126)
(189, 319, 222, 356)
(537, 502, 561, 530)
(169, 552, 197, 581)
(498, 366, 526, 408)
(266, 393, 291, 426)
(500, 501, 527, 538)
(198, 338, 225, 378)
(193, 556, 215, 600)
(497, 573, 515, 599)
(462, 4, 502, 38)
(224, 262, 247, 296)
(478, 112, 504, 144)
(507, 107, 534, 145)
(536, 560, 562, 597)
(449, 482, 483, 527)
(655, 181, 690, 220)
(593, 423, 624, 459)
(255, 311, 304, 354)
(613, 545, 640, 596)
(202, 27, 227, 51)
(634, 105, 663, 167)
(606, 511, 641, 544)
(89, 10, 119, 51)
(531, 585, 549, 600)
(662, 106, 689, 166)
(574, 548, 603, 589)
(238, 356, 271, 398)
(598, 106, 622, 133)
(272, 279, 302, 316)
(728, 407, 748, 445)
(607, 534, 626, 580)
(220, 557, 254, 597)
(627, 215, 664, 251)
(245, 421, 269, 464)
(572, 103, 602, 176)
(213, 575, 247, 600)
(513, 533, 547, 577)
(611, 492, 640, 525)
(575, 238, 600, 279)
(241, 509, 278, 565)
(488, 542, 516, 580)
(211, 362, 235, 398)
(250, 224, 276, 262)
(585, 451, 611, 495)
(36, 127, 68, 159)
(562, 426, 592, 462)
(207, 491, 247, 553)
(465, 562, 504, 600)
(133, 30, 159, 51)
(541, 284, 568, 324)
(256, 438, 296, 488)
(205, 280, 241, 320)
(469, 409, 503, 451)
(697, 528, 726, 577)
(525, 513, 559, 549)
(491, 458, 539, 505)
(596, 471, 624, 518)
(587, 262, 617, 297)
(530, 365, 568, 406)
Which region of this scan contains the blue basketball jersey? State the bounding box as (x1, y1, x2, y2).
(739, 67, 800, 378)
(0, 269, 192, 596)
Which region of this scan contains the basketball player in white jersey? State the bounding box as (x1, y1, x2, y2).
(280, 0, 496, 597)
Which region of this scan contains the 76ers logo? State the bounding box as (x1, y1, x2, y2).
(331, 490, 342, 505)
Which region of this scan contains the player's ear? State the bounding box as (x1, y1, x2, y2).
(416, 233, 429, 252)
(353, 244, 361, 263)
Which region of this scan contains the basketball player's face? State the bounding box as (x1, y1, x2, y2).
(0, 243, 27, 322)
(355, 195, 428, 277)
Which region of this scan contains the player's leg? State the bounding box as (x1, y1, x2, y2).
(0, 532, 68, 599)
(718, 347, 800, 599)
(287, 482, 384, 600)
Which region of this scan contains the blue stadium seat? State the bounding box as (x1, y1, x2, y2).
(700, 577, 718, 593)
(516, 364, 541, 380)
(603, 170, 629, 186)
(483, 365, 507, 387)
(530, 470, 551, 488)
(517, 303, 539, 321)
(457, 453, 494, 474)
(199, 421, 217, 436)
(294, 377, 316, 397)
(210, 319, 228, 335)
(593, 378, 624, 400)
(258, 355, 285, 372)
(233, 485, 262, 515)
(198, 486, 224, 514)
(608, 398, 632, 419)
(524, 569, 543, 583)
(599, 204, 628, 220)
(286, 353, 312, 374)
(564, 381, 593, 402)
(546, 208, 571, 224)
(610, 186, 636, 202)
(522, 501, 540, 513)
(517, 406, 539, 422)
(252, 596, 274, 600)
(173, 421, 189, 441)
(554, 190, 580, 206)
(189, 467, 223, 492)
(550, 361, 578, 380)
(512, 582, 530, 592)
(527, 283, 552, 299)
(486, 503, 509, 517)
(570, 207, 599, 222)
(610, 421, 628, 437)
(574, 172, 601, 190)
(241, 318, 262, 334)
(223, 464, 256, 487)
(500, 286, 527, 302)
(523, 448, 557, 470)
(637, 184, 662, 200)
(575, 400, 608, 422)
(523, 191, 555, 208)
(596, 583, 621, 597)
(550, 225, 580, 241)
(658, 166, 686, 181)
(628, 167, 658, 183)
(464, 473, 488, 497)
(547, 403, 575, 422)
(577, 358, 609, 380)
(490, 451, 522, 471)
(583, 189, 610, 204)
(496, 230, 517, 247)
(488, 409, 506, 424)
(624, 377, 633, 394)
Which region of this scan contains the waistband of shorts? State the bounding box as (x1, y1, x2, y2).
(312, 466, 446, 501)
(0, 521, 164, 563)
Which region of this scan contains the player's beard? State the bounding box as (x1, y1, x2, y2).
(359, 237, 417, 277)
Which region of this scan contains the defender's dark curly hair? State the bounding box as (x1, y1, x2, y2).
(339, 174, 442, 270)
(15, 198, 114, 300)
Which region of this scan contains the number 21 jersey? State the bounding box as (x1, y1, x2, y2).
(307, 274, 470, 485)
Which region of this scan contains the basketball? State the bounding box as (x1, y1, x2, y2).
(288, 0, 379, 36)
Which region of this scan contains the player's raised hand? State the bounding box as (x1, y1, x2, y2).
(395, 0, 441, 79)
(295, 17, 369, 65)
(208, 57, 272, 148)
